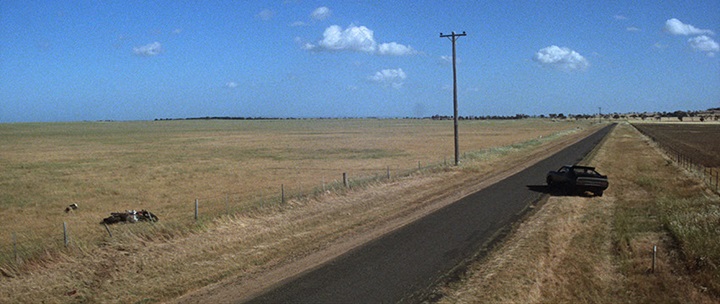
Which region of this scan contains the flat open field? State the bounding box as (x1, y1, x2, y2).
(0, 119, 586, 268)
(438, 123, 720, 303)
(632, 123, 720, 167)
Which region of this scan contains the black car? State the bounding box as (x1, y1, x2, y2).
(546, 165, 608, 196)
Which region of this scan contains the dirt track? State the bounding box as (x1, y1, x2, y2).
(174, 124, 613, 304)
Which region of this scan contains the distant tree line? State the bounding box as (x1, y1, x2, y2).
(153, 108, 719, 122)
(431, 108, 719, 122)
(155, 116, 283, 121)
(430, 114, 533, 120)
(622, 110, 719, 122)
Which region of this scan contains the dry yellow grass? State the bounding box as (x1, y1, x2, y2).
(0, 118, 591, 302)
(0, 119, 580, 256)
(438, 123, 720, 303)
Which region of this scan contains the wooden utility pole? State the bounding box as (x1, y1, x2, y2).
(440, 31, 466, 166)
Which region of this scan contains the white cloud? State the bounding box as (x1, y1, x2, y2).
(133, 42, 162, 56)
(290, 21, 307, 27)
(225, 82, 239, 88)
(438, 55, 462, 66)
(614, 14, 628, 20)
(378, 42, 417, 56)
(295, 37, 317, 51)
(312, 25, 376, 52)
(257, 9, 275, 21)
(303, 25, 415, 56)
(301, 42, 315, 50)
(311, 7, 332, 20)
(369, 68, 407, 89)
(533, 45, 589, 71)
(688, 35, 719, 57)
(664, 18, 714, 36)
(626, 26, 641, 32)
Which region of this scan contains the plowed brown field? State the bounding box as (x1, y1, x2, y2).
(633, 123, 720, 167)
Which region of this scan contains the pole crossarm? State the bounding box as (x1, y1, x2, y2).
(439, 31, 466, 166)
(439, 31, 467, 40)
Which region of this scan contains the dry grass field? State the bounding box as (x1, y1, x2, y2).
(0, 119, 586, 285)
(438, 123, 720, 303)
(5, 119, 717, 303)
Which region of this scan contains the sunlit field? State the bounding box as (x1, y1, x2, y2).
(438, 123, 720, 303)
(0, 118, 587, 267)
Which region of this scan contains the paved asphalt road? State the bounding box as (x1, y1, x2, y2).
(245, 124, 615, 304)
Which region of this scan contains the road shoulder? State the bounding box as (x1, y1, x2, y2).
(173, 126, 604, 303)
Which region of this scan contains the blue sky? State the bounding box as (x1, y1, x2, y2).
(1, 1, 718, 122)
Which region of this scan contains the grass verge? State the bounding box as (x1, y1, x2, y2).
(437, 123, 720, 303)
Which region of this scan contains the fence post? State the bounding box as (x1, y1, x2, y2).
(711, 168, 714, 185)
(680, 154, 685, 168)
(13, 232, 19, 263)
(281, 184, 285, 203)
(652, 245, 657, 273)
(226, 194, 230, 216)
(706, 167, 710, 184)
(682, 154, 685, 168)
(104, 223, 113, 237)
(343, 173, 348, 188)
(194, 199, 199, 221)
(704, 167, 707, 183)
(387, 166, 391, 180)
(678, 152, 684, 167)
(682, 154, 686, 168)
(63, 222, 69, 247)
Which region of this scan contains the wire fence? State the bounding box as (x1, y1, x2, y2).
(0, 157, 455, 271)
(1, 128, 584, 271)
(632, 124, 720, 195)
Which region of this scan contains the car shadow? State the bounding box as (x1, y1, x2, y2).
(526, 185, 595, 197)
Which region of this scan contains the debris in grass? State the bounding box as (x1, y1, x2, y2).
(101, 210, 159, 225)
(64, 203, 78, 213)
